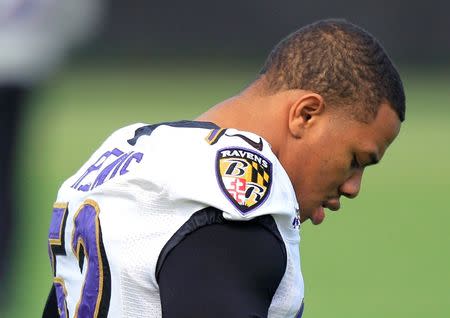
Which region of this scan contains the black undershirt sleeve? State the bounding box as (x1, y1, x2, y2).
(158, 218, 286, 318)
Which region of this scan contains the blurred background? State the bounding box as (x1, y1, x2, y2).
(0, 0, 449, 317)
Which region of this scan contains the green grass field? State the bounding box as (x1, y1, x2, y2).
(3, 61, 449, 317)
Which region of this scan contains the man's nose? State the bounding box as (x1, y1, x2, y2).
(339, 170, 363, 199)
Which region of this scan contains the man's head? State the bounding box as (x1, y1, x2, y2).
(199, 19, 405, 225)
(258, 19, 406, 224)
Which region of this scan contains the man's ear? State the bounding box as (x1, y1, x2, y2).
(288, 93, 325, 138)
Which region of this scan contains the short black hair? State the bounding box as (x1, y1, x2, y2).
(260, 19, 405, 122)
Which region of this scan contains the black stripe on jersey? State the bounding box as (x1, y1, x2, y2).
(127, 120, 219, 145)
(156, 207, 287, 318)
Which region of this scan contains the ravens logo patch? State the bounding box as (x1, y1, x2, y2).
(216, 147, 272, 214)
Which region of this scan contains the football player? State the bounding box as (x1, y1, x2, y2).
(43, 19, 405, 317)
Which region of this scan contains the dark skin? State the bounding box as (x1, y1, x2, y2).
(197, 76, 401, 224)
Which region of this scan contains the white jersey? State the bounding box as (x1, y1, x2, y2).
(47, 121, 304, 317)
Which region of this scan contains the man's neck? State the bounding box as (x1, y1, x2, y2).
(196, 81, 284, 156)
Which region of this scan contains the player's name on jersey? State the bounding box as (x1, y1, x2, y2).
(71, 147, 144, 192)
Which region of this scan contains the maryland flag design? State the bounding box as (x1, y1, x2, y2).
(216, 147, 272, 214)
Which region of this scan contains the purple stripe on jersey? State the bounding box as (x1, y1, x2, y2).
(208, 128, 220, 141)
(48, 206, 66, 241)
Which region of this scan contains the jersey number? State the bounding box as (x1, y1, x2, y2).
(48, 200, 111, 317)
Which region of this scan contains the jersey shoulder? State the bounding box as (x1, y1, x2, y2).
(207, 128, 280, 215)
(139, 122, 299, 221)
